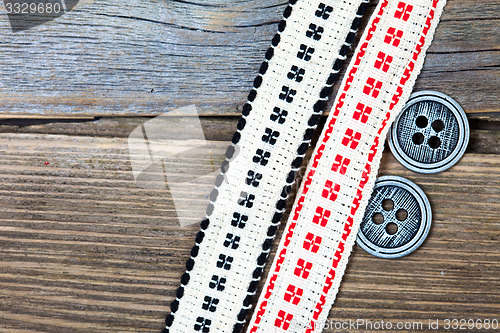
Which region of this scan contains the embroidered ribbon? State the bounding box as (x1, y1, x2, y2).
(163, 1, 370, 332)
(248, 0, 446, 332)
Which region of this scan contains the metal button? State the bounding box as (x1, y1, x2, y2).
(389, 91, 469, 174)
(357, 176, 432, 258)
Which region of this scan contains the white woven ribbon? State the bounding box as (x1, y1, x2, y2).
(164, 0, 369, 332)
(248, 0, 446, 332)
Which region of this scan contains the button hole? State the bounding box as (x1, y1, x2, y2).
(431, 119, 444, 132)
(412, 132, 424, 145)
(396, 209, 408, 221)
(415, 115, 428, 128)
(428, 136, 441, 149)
(386, 222, 398, 235)
(372, 213, 384, 225)
(382, 199, 394, 211)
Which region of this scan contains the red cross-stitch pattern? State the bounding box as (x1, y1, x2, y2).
(374, 51, 393, 72)
(303, 232, 322, 253)
(249, 1, 442, 331)
(395, 1, 413, 21)
(275, 310, 293, 330)
(341, 128, 361, 149)
(353, 103, 372, 124)
(363, 77, 383, 98)
(307, 2, 440, 331)
(284, 285, 303, 305)
(322, 180, 341, 201)
(312, 206, 330, 227)
(384, 27, 403, 47)
(294, 258, 313, 279)
(331, 154, 351, 175)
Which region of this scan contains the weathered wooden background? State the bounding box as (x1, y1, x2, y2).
(0, 0, 498, 119)
(0, 0, 498, 332)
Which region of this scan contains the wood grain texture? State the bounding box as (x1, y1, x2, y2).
(0, 0, 498, 119)
(0, 0, 499, 331)
(0, 131, 498, 332)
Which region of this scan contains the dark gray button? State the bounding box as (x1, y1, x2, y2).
(389, 91, 469, 174)
(357, 176, 432, 258)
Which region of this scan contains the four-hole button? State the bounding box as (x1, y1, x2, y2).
(357, 176, 432, 258)
(389, 91, 469, 173)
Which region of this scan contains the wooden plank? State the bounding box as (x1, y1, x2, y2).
(0, 0, 498, 119)
(0, 133, 498, 331)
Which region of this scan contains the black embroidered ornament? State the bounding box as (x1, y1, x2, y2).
(163, 0, 370, 332)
